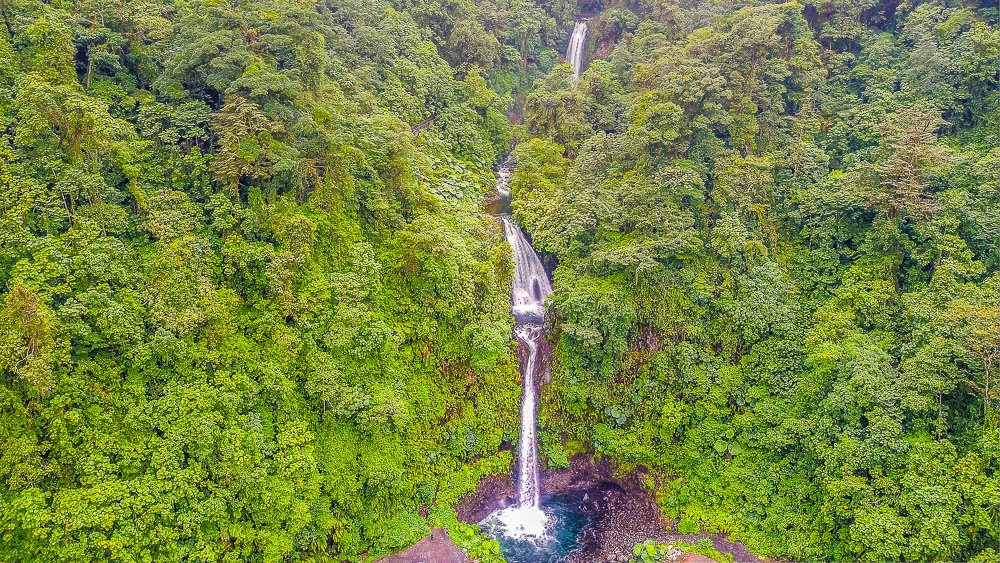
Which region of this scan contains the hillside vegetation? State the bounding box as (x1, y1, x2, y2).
(0, 0, 997, 561)
(515, 0, 999, 561)
(0, 0, 575, 559)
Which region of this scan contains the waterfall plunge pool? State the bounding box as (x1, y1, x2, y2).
(480, 490, 596, 562)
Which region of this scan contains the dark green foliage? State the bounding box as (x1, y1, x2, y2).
(519, 1, 1000, 561)
(2, 0, 998, 561)
(0, 0, 572, 560)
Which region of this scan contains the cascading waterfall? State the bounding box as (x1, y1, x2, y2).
(566, 21, 589, 82)
(504, 217, 551, 329)
(483, 158, 553, 540)
(496, 153, 514, 199)
(504, 217, 552, 509)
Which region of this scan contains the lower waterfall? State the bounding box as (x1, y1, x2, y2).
(480, 157, 614, 562)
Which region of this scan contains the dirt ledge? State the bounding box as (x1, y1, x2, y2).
(376, 528, 468, 563)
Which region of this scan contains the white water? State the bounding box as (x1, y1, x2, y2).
(487, 503, 548, 540)
(484, 158, 554, 539)
(566, 21, 589, 83)
(503, 218, 551, 327)
(496, 153, 514, 198)
(512, 323, 543, 507)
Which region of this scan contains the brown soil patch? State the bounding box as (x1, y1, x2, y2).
(376, 529, 468, 563)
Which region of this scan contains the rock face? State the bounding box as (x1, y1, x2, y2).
(376, 529, 468, 563)
(570, 477, 763, 563)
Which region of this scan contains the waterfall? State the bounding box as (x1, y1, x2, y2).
(504, 218, 551, 328)
(514, 325, 542, 507)
(503, 217, 551, 509)
(496, 153, 514, 198)
(483, 157, 553, 539)
(566, 21, 588, 83)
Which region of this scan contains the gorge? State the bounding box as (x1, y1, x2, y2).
(502, 19, 591, 520)
(477, 20, 591, 557)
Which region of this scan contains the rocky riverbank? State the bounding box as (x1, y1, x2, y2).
(458, 456, 760, 562)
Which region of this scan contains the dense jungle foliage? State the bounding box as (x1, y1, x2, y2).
(0, 0, 586, 560)
(1, 0, 997, 561)
(512, 0, 1000, 561)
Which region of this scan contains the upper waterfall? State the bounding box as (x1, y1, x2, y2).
(566, 21, 588, 83)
